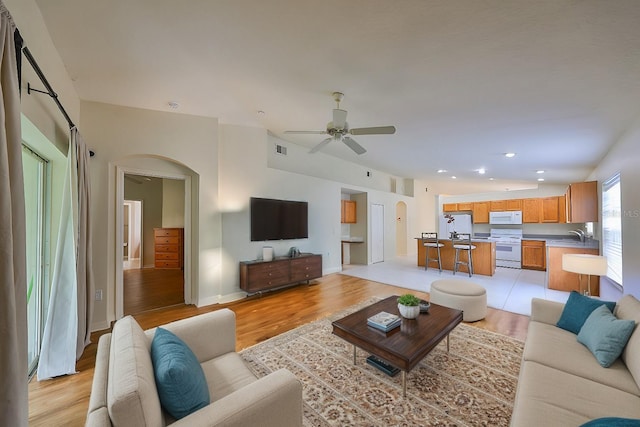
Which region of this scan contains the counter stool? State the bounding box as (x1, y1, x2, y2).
(422, 232, 443, 272)
(452, 233, 476, 277)
(429, 279, 487, 322)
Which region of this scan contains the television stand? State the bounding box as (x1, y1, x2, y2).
(239, 253, 322, 294)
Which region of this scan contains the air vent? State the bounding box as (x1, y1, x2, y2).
(275, 144, 287, 155)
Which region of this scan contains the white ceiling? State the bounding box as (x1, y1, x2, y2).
(34, 0, 640, 185)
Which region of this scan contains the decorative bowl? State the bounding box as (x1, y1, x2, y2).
(398, 303, 420, 319)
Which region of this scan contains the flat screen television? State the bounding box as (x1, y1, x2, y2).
(250, 197, 308, 241)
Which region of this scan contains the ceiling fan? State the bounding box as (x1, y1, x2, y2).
(284, 92, 396, 155)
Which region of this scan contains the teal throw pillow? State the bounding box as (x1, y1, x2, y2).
(577, 305, 636, 368)
(556, 291, 616, 334)
(581, 417, 640, 426)
(151, 328, 210, 419)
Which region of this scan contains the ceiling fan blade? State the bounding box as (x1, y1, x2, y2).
(284, 130, 327, 135)
(342, 136, 367, 155)
(349, 126, 396, 136)
(309, 137, 333, 154)
(333, 109, 347, 129)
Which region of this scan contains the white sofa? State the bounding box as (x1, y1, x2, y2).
(511, 295, 640, 426)
(85, 309, 303, 426)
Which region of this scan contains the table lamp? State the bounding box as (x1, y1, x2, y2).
(562, 254, 608, 296)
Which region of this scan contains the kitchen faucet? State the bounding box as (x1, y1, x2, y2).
(568, 230, 586, 242)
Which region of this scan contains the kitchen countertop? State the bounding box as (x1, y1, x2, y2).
(521, 235, 599, 249)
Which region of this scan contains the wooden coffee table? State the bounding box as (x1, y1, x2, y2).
(332, 295, 463, 397)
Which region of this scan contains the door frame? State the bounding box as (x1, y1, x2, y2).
(115, 165, 192, 319)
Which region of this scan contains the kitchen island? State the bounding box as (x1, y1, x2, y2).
(416, 238, 496, 276)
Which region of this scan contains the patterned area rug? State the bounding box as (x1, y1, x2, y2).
(240, 298, 524, 426)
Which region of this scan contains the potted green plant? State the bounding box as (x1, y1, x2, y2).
(397, 294, 421, 319)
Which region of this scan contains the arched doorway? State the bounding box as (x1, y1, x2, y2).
(115, 159, 194, 319)
(395, 201, 407, 256)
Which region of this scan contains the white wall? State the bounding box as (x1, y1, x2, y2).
(218, 125, 417, 299)
(588, 116, 640, 300)
(162, 178, 185, 228)
(79, 101, 219, 328)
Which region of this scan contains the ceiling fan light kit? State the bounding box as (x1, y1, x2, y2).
(284, 92, 396, 155)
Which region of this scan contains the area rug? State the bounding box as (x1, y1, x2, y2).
(240, 298, 524, 426)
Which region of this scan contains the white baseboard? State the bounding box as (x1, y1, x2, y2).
(91, 320, 110, 333)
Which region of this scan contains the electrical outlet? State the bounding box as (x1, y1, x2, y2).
(95, 289, 103, 301)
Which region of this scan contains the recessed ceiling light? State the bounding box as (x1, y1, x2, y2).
(257, 110, 266, 117)
(437, 169, 447, 173)
(505, 152, 516, 158)
(489, 177, 495, 181)
(538, 178, 545, 182)
(478, 168, 486, 175)
(536, 170, 545, 174)
(451, 176, 457, 179)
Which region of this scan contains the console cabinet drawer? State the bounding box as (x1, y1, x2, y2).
(290, 255, 322, 281)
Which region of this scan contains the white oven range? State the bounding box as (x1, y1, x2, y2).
(489, 228, 523, 269)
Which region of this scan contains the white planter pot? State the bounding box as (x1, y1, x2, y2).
(398, 303, 420, 319)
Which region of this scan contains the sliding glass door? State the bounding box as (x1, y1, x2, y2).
(22, 145, 50, 378)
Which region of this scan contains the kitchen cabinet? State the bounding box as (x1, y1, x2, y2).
(558, 195, 567, 223)
(541, 197, 561, 223)
(547, 247, 600, 295)
(522, 198, 541, 223)
(490, 200, 506, 211)
(443, 203, 472, 212)
(472, 202, 490, 223)
(522, 240, 546, 270)
(505, 199, 523, 211)
(565, 181, 598, 223)
(154, 228, 184, 269)
(239, 254, 322, 294)
(341, 200, 357, 223)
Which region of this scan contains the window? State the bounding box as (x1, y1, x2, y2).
(22, 144, 50, 378)
(602, 173, 622, 286)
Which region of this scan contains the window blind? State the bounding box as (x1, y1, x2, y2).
(602, 173, 622, 286)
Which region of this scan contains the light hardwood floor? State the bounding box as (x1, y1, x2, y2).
(28, 272, 529, 426)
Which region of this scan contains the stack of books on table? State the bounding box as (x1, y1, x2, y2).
(367, 311, 401, 332)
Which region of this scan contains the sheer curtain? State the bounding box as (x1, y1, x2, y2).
(0, 2, 28, 425)
(37, 128, 94, 379)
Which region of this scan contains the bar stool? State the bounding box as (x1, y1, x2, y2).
(421, 232, 443, 272)
(453, 233, 476, 277)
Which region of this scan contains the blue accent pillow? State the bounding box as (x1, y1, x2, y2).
(151, 328, 210, 419)
(581, 417, 640, 426)
(556, 291, 616, 334)
(577, 305, 636, 368)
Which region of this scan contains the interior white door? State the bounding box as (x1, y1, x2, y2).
(371, 203, 384, 263)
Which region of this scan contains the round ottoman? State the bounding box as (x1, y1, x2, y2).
(429, 279, 487, 322)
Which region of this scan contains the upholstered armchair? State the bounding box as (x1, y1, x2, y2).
(86, 309, 302, 426)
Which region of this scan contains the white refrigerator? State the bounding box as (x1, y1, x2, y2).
(438, 214, 472, 239)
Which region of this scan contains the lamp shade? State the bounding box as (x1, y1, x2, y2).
(562, 254, 608, 276)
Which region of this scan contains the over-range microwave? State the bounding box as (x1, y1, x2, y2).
(489, 211, 523, 225)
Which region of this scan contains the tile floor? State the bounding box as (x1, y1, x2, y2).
(340, 255, 571, 316)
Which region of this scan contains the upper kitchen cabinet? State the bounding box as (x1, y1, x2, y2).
(490, 199, 522, 212)
(457, 202, 473, 211)
(341, 200, 357, 224)
(443, 203, 458, 212)
(522, 198, 541, 223)
(541, 197, 561, 223)
(565, 181, 598, 223)
(505, 199, 523, 211)
(443, 202, 472, 212)
(472, 202, 490, 223)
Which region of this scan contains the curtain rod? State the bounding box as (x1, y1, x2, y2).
(21, 46, 95, 156)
